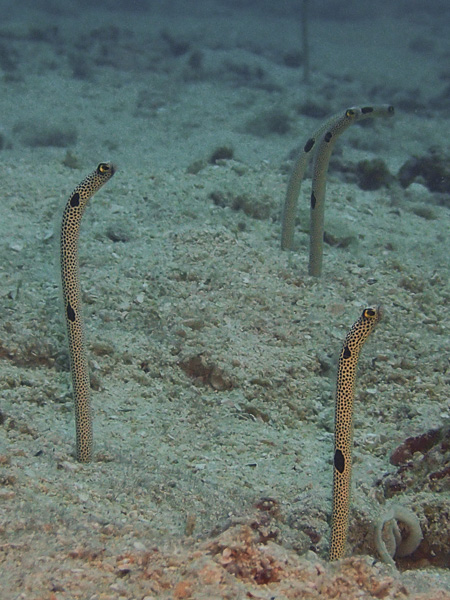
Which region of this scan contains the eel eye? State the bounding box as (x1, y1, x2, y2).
(363, 308, 376, 319)
(97, 162, 110, 174)
(345, 109, 356, 118)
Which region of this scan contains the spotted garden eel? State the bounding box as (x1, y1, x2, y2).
(329, 306, 382, 561)
(280, 104, 394, 276)
(61, 162, 116, 462)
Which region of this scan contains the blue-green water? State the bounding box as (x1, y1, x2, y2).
(0, 1, 448, 597)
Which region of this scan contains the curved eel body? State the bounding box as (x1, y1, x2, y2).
(329, 306, 382, 560)
(61, 162, 115, 462)
(280, 104, 394, 275)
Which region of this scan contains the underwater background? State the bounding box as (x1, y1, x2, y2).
(0, 0, 448, 597)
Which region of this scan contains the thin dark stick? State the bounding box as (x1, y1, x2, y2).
(302, 0, 310, 83)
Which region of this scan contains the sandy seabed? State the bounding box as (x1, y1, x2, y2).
(0, 1, 449, 598)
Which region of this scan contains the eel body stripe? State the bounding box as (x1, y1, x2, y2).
(329, 306, 382, 561)
(61, 162, 115, 462)
(280, 104, 394, 269)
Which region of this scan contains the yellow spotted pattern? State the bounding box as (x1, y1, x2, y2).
(61, 163, 115, 462)
(280, 104, 395, 262)
(329, 306, 382, 560)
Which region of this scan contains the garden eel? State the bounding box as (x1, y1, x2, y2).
(61, 162, 116, 462)
(280, 104, 394, 276)
(329, 306, 382, 561)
